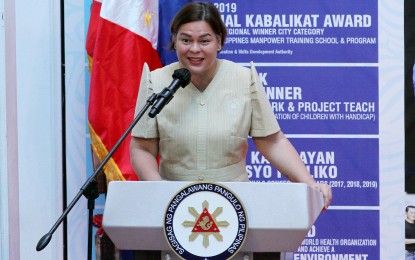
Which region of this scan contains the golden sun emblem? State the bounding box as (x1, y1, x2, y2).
(143, 10, 154, 27)
(182, 200, 229, 248)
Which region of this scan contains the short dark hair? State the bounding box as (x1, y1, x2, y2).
(406, 206, 415, 212)
(169, 2, 227, 50)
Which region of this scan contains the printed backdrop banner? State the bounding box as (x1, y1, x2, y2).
(247, 138, 379, 206)
(212, 0, 381, 258)
(216, 0, 378, 63)
(252, 66, 379, 134)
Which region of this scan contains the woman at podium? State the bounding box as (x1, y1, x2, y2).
(129, 1, 332, 209)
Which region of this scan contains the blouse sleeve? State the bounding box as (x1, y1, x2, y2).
(131, 63, 159, 138)
(249, 61, 281, 137)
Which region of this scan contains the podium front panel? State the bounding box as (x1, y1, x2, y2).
(103, 181, 324, 252)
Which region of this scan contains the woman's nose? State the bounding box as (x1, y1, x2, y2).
(189, 42, 201, 52)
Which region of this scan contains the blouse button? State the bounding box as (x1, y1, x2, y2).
(198, 175, 204, 181)
(200, 101, 206, 106)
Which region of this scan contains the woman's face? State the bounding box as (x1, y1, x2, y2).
(174, 21, 221, 79)
(408, 208, 415, 222)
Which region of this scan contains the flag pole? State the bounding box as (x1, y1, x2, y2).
(59, 0, 68, 258)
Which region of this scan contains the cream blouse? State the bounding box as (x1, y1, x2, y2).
(131, 59, 280, 182)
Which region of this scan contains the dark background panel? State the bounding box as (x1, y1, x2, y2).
(405, 0, 415, 193)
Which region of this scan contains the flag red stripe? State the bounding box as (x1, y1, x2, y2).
(88, 17, 162, 181)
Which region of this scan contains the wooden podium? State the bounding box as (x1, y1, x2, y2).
(103, 181, 324, 259)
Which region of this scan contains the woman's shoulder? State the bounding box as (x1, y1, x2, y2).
(147, 62, 181, 89)
(220, 59, 258, 77)
(221, 59, 249, 72)
(220, 59, 259, 83)
(151, 62, 180, 78)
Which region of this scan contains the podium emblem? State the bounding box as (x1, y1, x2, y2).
(184, 200, 229, 248)
(164, 182, 248, 259)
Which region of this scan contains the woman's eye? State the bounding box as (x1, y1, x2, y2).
(181, 39, 191, 44)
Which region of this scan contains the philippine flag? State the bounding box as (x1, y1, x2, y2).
(86, 0, 190, 181)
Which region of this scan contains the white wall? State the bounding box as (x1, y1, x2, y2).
(64, 0, 89, 258)
(0, 0, 64, 259)
(0, 0, 13, 259)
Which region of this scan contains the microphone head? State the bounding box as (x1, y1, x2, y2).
(173, 68, 191, 87)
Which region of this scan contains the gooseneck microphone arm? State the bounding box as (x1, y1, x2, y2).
(36, 93, 158, 254)
(36, 68, 191, 257)
(148, 68, 191, 118)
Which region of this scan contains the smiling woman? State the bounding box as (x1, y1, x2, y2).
(129, 7, 332, 256)
(173, 21, 222, 91)
(129, 0, 331, 205)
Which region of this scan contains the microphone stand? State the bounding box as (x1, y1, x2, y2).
(36, 93, 159, 259)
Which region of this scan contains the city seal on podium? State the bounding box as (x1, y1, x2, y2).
(163, 182, 248, 259)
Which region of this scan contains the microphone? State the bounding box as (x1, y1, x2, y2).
(148, 68, 191, 118)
